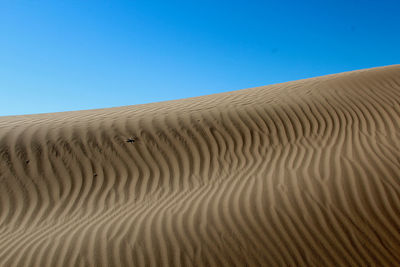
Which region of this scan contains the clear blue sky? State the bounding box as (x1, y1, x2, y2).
(1, 0, 399, 116)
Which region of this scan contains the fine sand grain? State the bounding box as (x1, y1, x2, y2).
(1, 65, 400, 266)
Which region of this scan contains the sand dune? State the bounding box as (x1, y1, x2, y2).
(1, 65, 400, 266)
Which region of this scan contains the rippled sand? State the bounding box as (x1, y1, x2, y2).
(1, 65, 400, 266)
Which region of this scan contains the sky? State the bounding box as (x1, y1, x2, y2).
(1, 0, 399, 116)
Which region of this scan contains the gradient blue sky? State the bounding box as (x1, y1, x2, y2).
(1, 0, 399, 116)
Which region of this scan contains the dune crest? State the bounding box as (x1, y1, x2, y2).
(1, 65, 400, 266)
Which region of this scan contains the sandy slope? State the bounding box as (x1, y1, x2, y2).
(1, 65, 400, 266)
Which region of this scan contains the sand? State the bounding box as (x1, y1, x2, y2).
(0, 65, 400, 266)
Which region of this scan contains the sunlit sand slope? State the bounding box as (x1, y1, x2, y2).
(1, 65, 400, 266)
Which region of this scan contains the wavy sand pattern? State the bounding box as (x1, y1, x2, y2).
(1, 65, 400, 266)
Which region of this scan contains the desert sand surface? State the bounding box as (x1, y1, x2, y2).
(1, 65, 400, 266)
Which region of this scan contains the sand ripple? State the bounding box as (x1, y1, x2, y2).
(1, 65, 400, 266)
